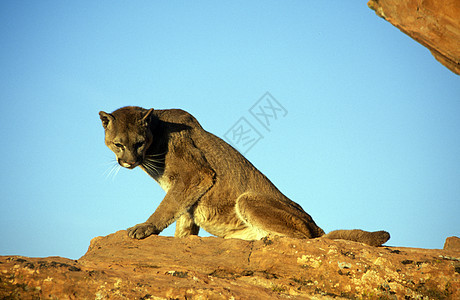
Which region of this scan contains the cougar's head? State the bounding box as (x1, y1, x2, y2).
(99, 107, 155, 169)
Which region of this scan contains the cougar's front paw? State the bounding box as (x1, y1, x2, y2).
(127, 222, 160, 239)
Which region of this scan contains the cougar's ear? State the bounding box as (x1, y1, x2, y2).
(140, 108, 154, 127)
(99, 111, 114, 130)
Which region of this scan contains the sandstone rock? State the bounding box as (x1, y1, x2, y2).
(444, 236, 460, 252)
(368, 0, 460, 75)
(1, 231, 459, 299)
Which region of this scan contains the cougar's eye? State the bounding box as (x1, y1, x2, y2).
(134, 141, 145, 149)
(114, 143, 124, 149)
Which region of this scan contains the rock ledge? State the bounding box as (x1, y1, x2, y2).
(1, 231, 459, 299)
(368, 0, 460, 75)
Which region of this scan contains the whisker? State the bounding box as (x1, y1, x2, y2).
(113, 164, 122, 180)
(141, 159, 163, 176)
(102, 160, 117, 166)
(142, 162, 155, 169)
(147, 157, 166, 164)
(144, 157, 165, 164)
(143, 160, 164, 167)
(107, 165, 118, 180)
(104, 161, 122, 181)
(143, 163, 159, 174)
(103, 163, 116, 177)
(144, 156, 165, 163)
(100, 157, 117, 169)
(146, 162, 163, 171)
(145, 152, 167, 158)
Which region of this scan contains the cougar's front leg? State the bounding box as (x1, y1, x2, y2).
(175, 213, 200, 238)
(127, 167, 215, 239)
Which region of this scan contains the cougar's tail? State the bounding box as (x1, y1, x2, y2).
(323, 229, 390, 246)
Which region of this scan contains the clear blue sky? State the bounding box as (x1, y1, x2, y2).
(1, 1, 459, 259)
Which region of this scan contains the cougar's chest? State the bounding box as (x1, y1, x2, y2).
(155, 175, 172, 192)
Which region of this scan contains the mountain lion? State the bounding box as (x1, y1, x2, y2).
(99, 106, 390, 246)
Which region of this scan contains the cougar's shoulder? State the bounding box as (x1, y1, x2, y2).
(155, 109, 204, 131)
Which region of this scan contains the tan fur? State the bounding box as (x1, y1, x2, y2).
(99, 106, 390, 246)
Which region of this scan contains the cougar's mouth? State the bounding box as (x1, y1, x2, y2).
(118, 159, 142, 169)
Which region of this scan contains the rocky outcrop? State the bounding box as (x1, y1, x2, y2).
(444, 236, 460, 252)
(368, 0, 460, 75)
(1, 231, 459, 299)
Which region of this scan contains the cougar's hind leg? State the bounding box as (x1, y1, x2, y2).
(175, 213, 200, 238)
(235, 192, 325, 239)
